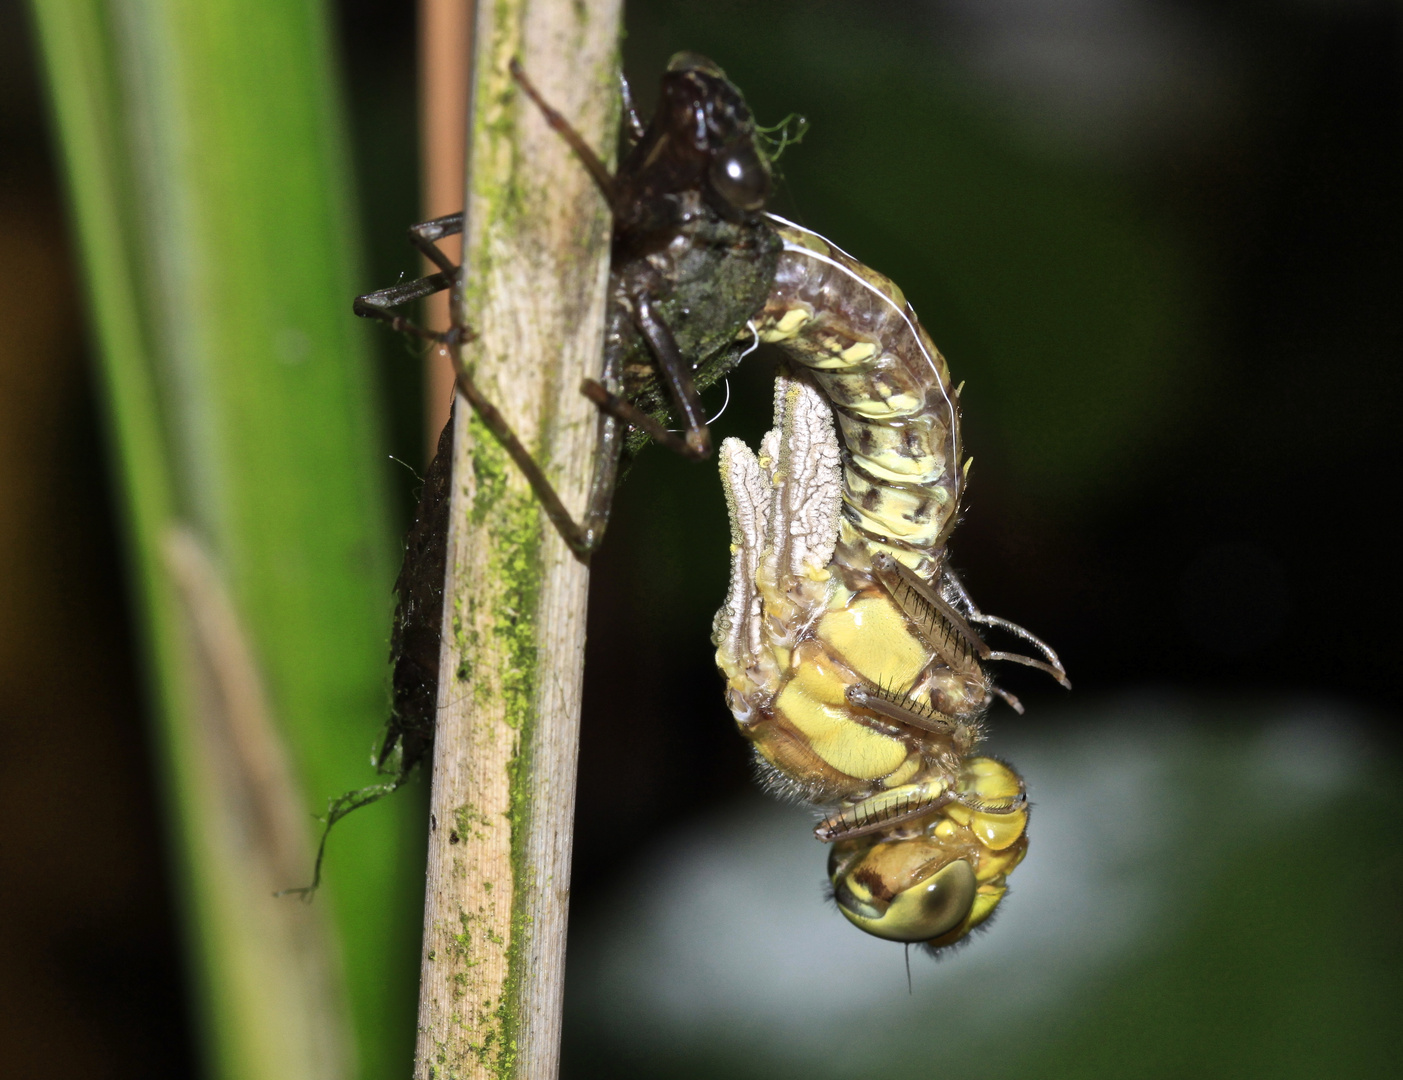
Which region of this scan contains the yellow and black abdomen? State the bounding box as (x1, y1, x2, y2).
(753, 217, 964, 575)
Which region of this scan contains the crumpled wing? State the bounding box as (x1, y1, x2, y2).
(713, 371, 842, 714)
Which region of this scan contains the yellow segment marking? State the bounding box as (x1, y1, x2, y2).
(815, 596, 929, 690)
(961, 757, 1024, 802)
(843, 391, 922, 419)
(969, 809, 1028, 851)
(881, 755, 921, 788)
(776, 673, 908, 781)
(761, 307, 812, 343)
(777, 307, 809, 332)
(767, 214, 960, 469)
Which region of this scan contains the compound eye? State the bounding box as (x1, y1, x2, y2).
(833, 858, 977, 944)
(708, 145, 769, 211)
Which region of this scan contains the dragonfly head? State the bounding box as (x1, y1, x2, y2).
(656, 52, 772, 217)
(826, 759, 1030, 951)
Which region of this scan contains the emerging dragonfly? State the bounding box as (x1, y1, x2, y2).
(715, 365, 1061, 950)
(710, 195, 1070, 949)
(344, 53, 1067, 953)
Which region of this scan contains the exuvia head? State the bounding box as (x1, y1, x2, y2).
(654, 52, 772, 216)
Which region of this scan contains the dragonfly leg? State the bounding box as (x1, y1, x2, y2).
(356, 220, 625, 556)
(575, 278, 715, 460)
(353, 212, 464, 340)
(940, 568, 1072, 689)
(510, 58, 617, 204)
(406, 211, 464, 274)
(815, 780, 954, 843)
(951, 786, 1027, 816)
(579, 374, 707, 460)
(619, 71, 647, 143)
(626, 286, 712, 458)
(438, 225, 631, 554)
(870, 553, 987, 669)
(990, 686, 1026, 715)
(360, 62, 722, 551)
(845, 682, 958, 738)
(354, 274, 455, 342)
(869, 553, 1063, 706)
(447, 350, 622, 556)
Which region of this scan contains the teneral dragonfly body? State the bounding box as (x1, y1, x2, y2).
(715, 216, 1068, 949)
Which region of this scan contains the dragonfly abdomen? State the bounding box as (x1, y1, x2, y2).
(753, 216, 964, 576)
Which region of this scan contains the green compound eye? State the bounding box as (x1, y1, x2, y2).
(831, 857, 977, 943)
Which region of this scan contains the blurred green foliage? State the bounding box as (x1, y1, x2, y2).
(29, 1, 423, 1076)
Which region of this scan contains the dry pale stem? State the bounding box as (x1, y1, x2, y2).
(412, 2, 621, 1077)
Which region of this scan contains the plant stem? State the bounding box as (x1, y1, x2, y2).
(413, 2, 621, 1078)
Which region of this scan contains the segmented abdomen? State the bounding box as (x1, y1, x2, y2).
(753, 215, 964, 576)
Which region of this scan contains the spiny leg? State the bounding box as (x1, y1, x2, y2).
(951, 760, 1027, 816)
(845, 681, 958, 738)
(867, 554, 1027, 709)
(815, 780, 954, 843)
(869, 553, 992, 670)
(815, 754, 1027, 861)
(952, 788, 1026, 816)
(872, 554, 1070, 689)
(940, 567, 1071, 688)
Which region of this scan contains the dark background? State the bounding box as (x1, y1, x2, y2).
(2, 0, 1399, 1076)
